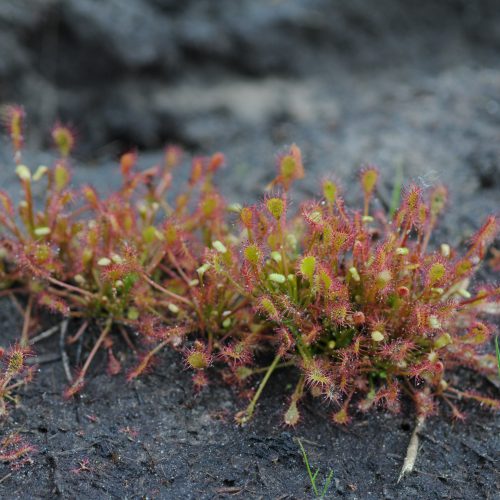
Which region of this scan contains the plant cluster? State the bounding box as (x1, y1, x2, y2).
(0, 432, 36, 470)
(0, 344, 33, 417)
(0, 106, 498, 426)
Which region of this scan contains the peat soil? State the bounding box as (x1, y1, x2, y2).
(0, 298, 499, 500)
(1, 1, 500, 499)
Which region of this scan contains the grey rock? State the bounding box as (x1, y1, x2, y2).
(62, 0, 177, 70)
(0, 0, 500, 156)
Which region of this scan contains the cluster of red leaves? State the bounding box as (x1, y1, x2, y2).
(0, 106, 498, 426)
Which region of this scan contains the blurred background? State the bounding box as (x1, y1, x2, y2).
(0, 0, 499, 221)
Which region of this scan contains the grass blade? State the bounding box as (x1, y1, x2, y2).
(297, 439, 319, 496)
(495, 336, 500, 379)
(321, 469, 335, 498)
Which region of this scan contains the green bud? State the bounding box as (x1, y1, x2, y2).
(34, 227, 51, 236)
(271, 251, 282, 263)
(213, 240, 227, 254)
(299, 255, 316, 281)
(127, 307, 140, 320)
(434, 332, 452, 349)
(269, 273, 286, 284)
(371, 331, 384, 342)
(15, 164, 31, 181)
(349, 267, 360, 282)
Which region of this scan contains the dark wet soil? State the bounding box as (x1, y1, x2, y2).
(0, 1, 500, 498)
(1, 298, 499, 499)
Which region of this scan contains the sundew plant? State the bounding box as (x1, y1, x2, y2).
(0, 106, 498, 433)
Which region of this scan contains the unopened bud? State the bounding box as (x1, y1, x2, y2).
(227, 203, 242, 213)
(428, 315, 441, 329)
(74, 274, 86, 285)
(33, 165, 48, 181)
(168, 303, 180, 314)
(269, 273, 286, 284)
(34, 226, 51, 236)
(271, 251, 282, 263)
(111, 254, 123, 264)
(440, 244, 450, 258)
(376, 270, 392, 287)
(427, 351, 438, 362)
(197, 263, 211, 277)
(353, 311, 365, 325)
(15, 164, 31, 181)
(212, 240, 227, 254)
(349, 267, 360, 282)
(371, 330, 384, 342)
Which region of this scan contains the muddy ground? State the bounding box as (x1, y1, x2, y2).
(0, 298, 499, 500)
(0, 1, 500, 498)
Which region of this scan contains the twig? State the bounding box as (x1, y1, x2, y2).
(20, 294, 33, 347)
(67, 321, 88, 345)
(215, 486, 244, 495)
(398, 416, 425, 482)
(119, 325, 136, 352)
(75, 337, 83, 367)
(29, 323, 62, 345)
(46, 276, 94, 298)
(26, 352, 61, 365)
(59, 319, 73, 383)
(142, 273, 193, 306)
(66, 317, 113, 395)
(0, 472, 13, 485)
(235, 354, 281, 424)
(8, 293, 24, 316)
(0, 288, 25, 297)
(134, 386, 144, 406)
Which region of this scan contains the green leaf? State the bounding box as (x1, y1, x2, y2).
(300, 256, 316, 281)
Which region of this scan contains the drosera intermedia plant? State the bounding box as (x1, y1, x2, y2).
(0, 432, 36, 470)
(0, 106, 240, 396)
(0, 107, 498, 477)
(0, 344, 34, 417)
(297, 438, 334, 498)
(232, 161, 499, 427)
